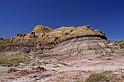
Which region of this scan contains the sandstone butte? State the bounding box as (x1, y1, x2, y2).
(11, 25, 107, 45)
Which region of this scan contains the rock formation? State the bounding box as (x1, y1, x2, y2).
(10, 25, 107, 45)
(32, 25, 53, 33)
(1, 24, 124, 82)
(5, 24, 110, 55)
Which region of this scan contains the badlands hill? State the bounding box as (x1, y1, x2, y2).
(11, 25, 107, 45)
(0, 25, 124, 82)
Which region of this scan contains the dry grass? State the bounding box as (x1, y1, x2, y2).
(85, 71, 120, 82)
(118, 40, 124, 48)
(0, 54, 29, 66)
(0, 40, 9, 46)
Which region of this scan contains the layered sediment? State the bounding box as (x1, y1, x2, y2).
(10, 25, 107, 45)
(0, 25, 123, 82)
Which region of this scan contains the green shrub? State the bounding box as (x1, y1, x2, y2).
(0, 40, 8, 45)
(0, 55, 29, 66)
(0, 39, 11, 47)
(118, 41, 124, 48)
(85, 71, 120, 82)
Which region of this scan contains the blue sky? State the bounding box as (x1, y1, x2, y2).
(0, 0, 124, 40)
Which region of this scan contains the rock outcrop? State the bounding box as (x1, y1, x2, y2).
(3, 24, 109, 54)
(49, 37, 109, 55)
(10, 25, 107, 45)
(32, 25, 53, 33)
(37, 25, 107, 44)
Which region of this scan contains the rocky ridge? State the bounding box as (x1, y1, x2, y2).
(10, 25, 107, 45)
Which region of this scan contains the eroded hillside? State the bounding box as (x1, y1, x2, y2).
(0, 25, 124, 82)
(10, 25, 107, 45)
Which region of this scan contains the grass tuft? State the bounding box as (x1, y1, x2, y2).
(0, 55, 29, 66)
(85, 71, 120, 82)
(118, 40, 124, 48)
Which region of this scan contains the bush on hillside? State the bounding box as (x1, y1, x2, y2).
(0, 40, 9, 46)
(118, 40, 124, 48)
(0, 54, 29, 66)
(85, 71, 120, 82)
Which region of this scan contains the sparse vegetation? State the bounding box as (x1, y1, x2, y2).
(118, 40, 124, 48)
(0, 54, 29, 66)
(85, 71, 120, 82)
(0, 40, 9, 46)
